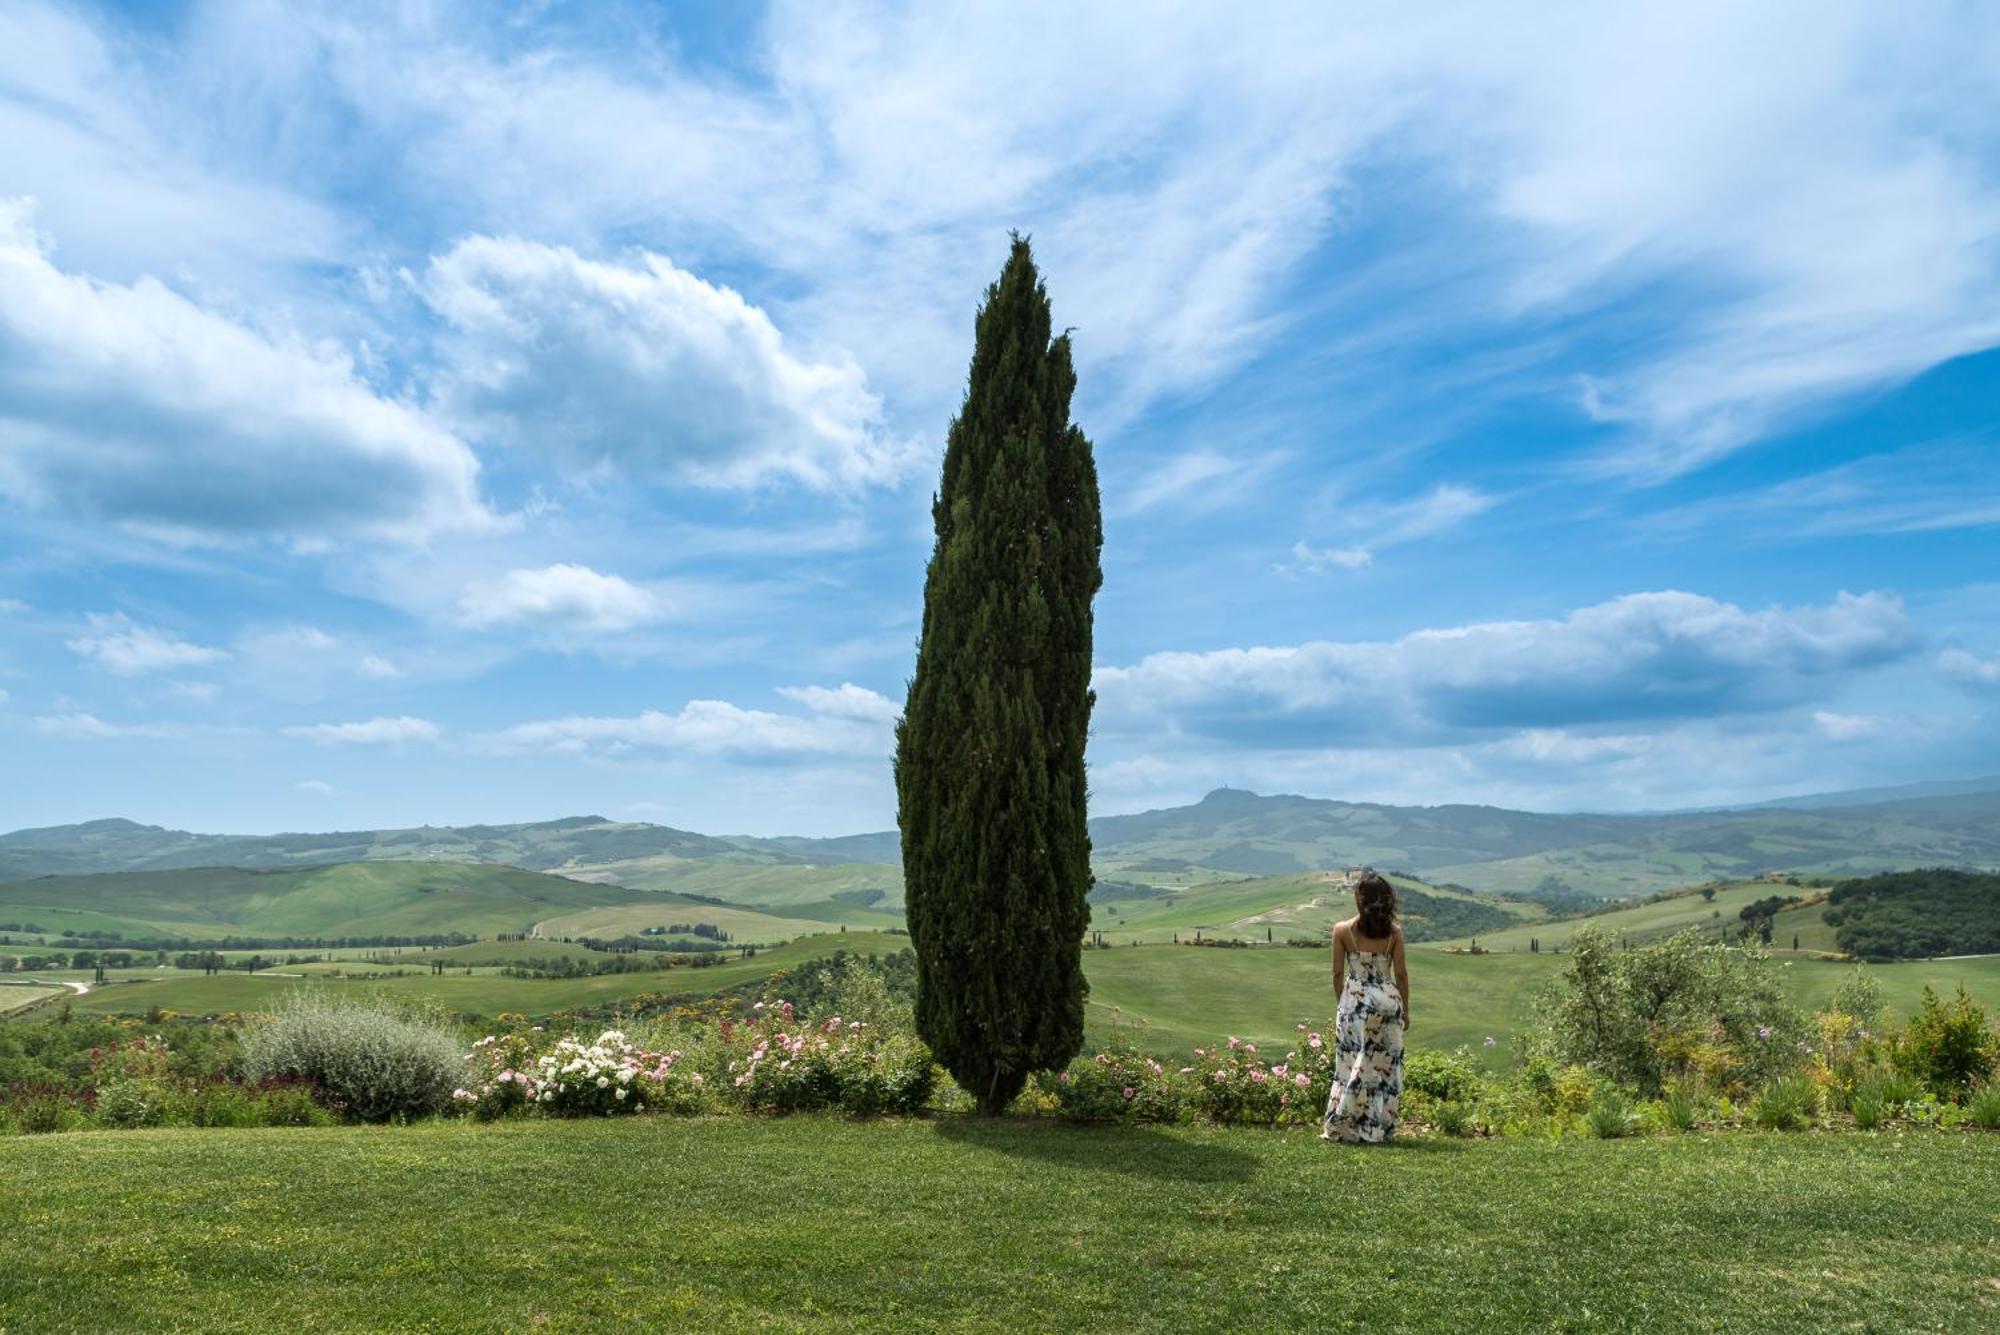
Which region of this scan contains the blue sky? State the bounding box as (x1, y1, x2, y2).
(2, 1, 1997, 836)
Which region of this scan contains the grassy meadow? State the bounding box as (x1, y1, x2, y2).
(4, 1118, 1997, 1332)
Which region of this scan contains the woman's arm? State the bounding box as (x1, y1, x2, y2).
(1392, 926, 1412, 1030)
(1330, 921, 1347, 996)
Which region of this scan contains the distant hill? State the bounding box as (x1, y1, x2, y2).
(0, 815, 782, 884)
(0, 862, 743, 943)
(8, 773, 2000, 903)
(1821, 868, 2000, 961)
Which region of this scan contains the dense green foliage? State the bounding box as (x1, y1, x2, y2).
(239, 992, 464, 1122)
(1824, 867, 2000, 959)
(1890, 986, 2000, 1096)
(5, 1120, 1999, 1330)
(1527, 928, 1807, 1094)
(896, 238, 1102, 1114)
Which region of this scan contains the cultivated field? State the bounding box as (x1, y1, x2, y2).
(2, 1119, 1994, 1331)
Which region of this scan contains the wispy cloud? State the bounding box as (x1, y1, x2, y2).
(67, 613, 228, 675)
(284, 716, 442, 747)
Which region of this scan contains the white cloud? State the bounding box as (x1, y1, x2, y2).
(1812, 711, 1882, 741)
(485, 686, 896, 761)
(1284, 483, 1496, 574)
(1939, 649, 2000, 691)
(66, 613, 228, 675)
(423, 237, 908, 491)
(457, 563, 670, 634)
(32, 711, 208, 740)
(774, 683, 901, 723)
(1121, 449, 1289, 518)
(0, 200, 490, 544)
(1096, 589, 1914, 743)
(294, 779, 336, 796)
(284, 716, 441, 747)
(358, 654, 402, 679)
(1283, 541, 1373, 574)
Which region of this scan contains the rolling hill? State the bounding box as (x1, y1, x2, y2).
(0, 862, 817, 945)
(7, 772, 2000, 910)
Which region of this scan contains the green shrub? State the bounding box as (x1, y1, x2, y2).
(1750, 1077, 1817, 1131)
(240, 993, 463, 1122)
(1849, 1081, 1888, 1131)
(1968, 1085, 2000, 1131)
(8, 1086, 84, 1135)
(1891, 987, 1999, 1100)
(1584, 1093, 1636, 1139)
(1656, 1086, 1701, 1133)
(93, 1078, 174, 1129)
(1873, 1070, 1925, 1107)
(1527, 927, 1807, 1095)
(1403, 1047, 1480, 1104)
(253, 1080, 334, 1128)
(1429, 1101, 1475, 1138)
(189, 1080, 266, 1128)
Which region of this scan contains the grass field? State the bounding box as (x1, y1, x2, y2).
(0, 982, 63, 1014)
(570, 858, 907, 918)
(1089, 871, 1543, 945)
(0, 861, 687, 940)
(56, 931, 911, 1019)
(535, 899, 840, 943)
(3, 1119, 1996, 1331)
(1432, 880, 1801, 951)
(1080, 944, 2000, 1066)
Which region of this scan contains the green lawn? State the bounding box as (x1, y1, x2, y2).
(3, 1119, 1996, 1331)
(0, 983, 63, 1014)
(1081, 944, 2000, 1067)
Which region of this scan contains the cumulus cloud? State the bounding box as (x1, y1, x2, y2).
(457, 563, 669, 634)
(1939, 648, 2000, 691)
(67, 613, 228, 675)
(0, 200, 489, 544)
(485, 684, 897, 761)
(284, 716, 441, 747)
(773, 683, 901, 723)
(358, 655, 402, 679)
(1095, 590, 1915, 745)
(422, 237, 908, 491)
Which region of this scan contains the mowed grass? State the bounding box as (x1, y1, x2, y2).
(3, 1119, 1997, 1332)
(1082, 944, 2000, 1066)
(57, 931, 910, 1018)
(0, 982, 63, 1014)
(1084, 946, 1552, 1062)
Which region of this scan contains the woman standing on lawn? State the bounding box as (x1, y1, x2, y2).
(1322, 869, 1408, 1143)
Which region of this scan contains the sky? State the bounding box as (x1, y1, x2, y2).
(1, 0, 1998, 837)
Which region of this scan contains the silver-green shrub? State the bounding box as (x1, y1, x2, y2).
(240, 992, 463, 1122)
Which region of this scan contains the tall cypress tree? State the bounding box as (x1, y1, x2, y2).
(895, 237, 1102, 1116)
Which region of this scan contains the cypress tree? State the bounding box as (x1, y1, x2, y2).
(895, 237, 1102, 1116)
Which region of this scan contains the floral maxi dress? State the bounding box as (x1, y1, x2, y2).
(1322, 946, 1405, 1143)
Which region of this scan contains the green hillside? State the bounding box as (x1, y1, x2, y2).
(0, 862, 801, 943)
(1088, 871, 1538, 944)
(59, 931, 909, 1018)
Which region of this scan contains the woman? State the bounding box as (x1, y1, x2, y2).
(1322, 868, 1409, 1143)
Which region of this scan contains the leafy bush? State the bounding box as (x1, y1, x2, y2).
(1849, 1081, 1888, 1131)
(1656, 1085, 1701, 1133)
(725, 1003, 935, 1116)
(1890, 987, 1999, 1099)
(1429, 1101, 1475, 1138)
(1750, 1077, 1817, 1131)
(94, 1077, 173, 1128)
(1584, 1093, 1636, 1139)
(1968, 1085, 2000, 1131)
(6, 1083, 85, 1134)
(1403, 1047, 1480, 1104)
(240, 993, 462, 1122)
(1527, 927, 1807, 1095)
(523, 1030, 661, 1117)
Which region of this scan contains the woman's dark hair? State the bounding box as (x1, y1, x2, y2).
(1353, 869, 1398, 940)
